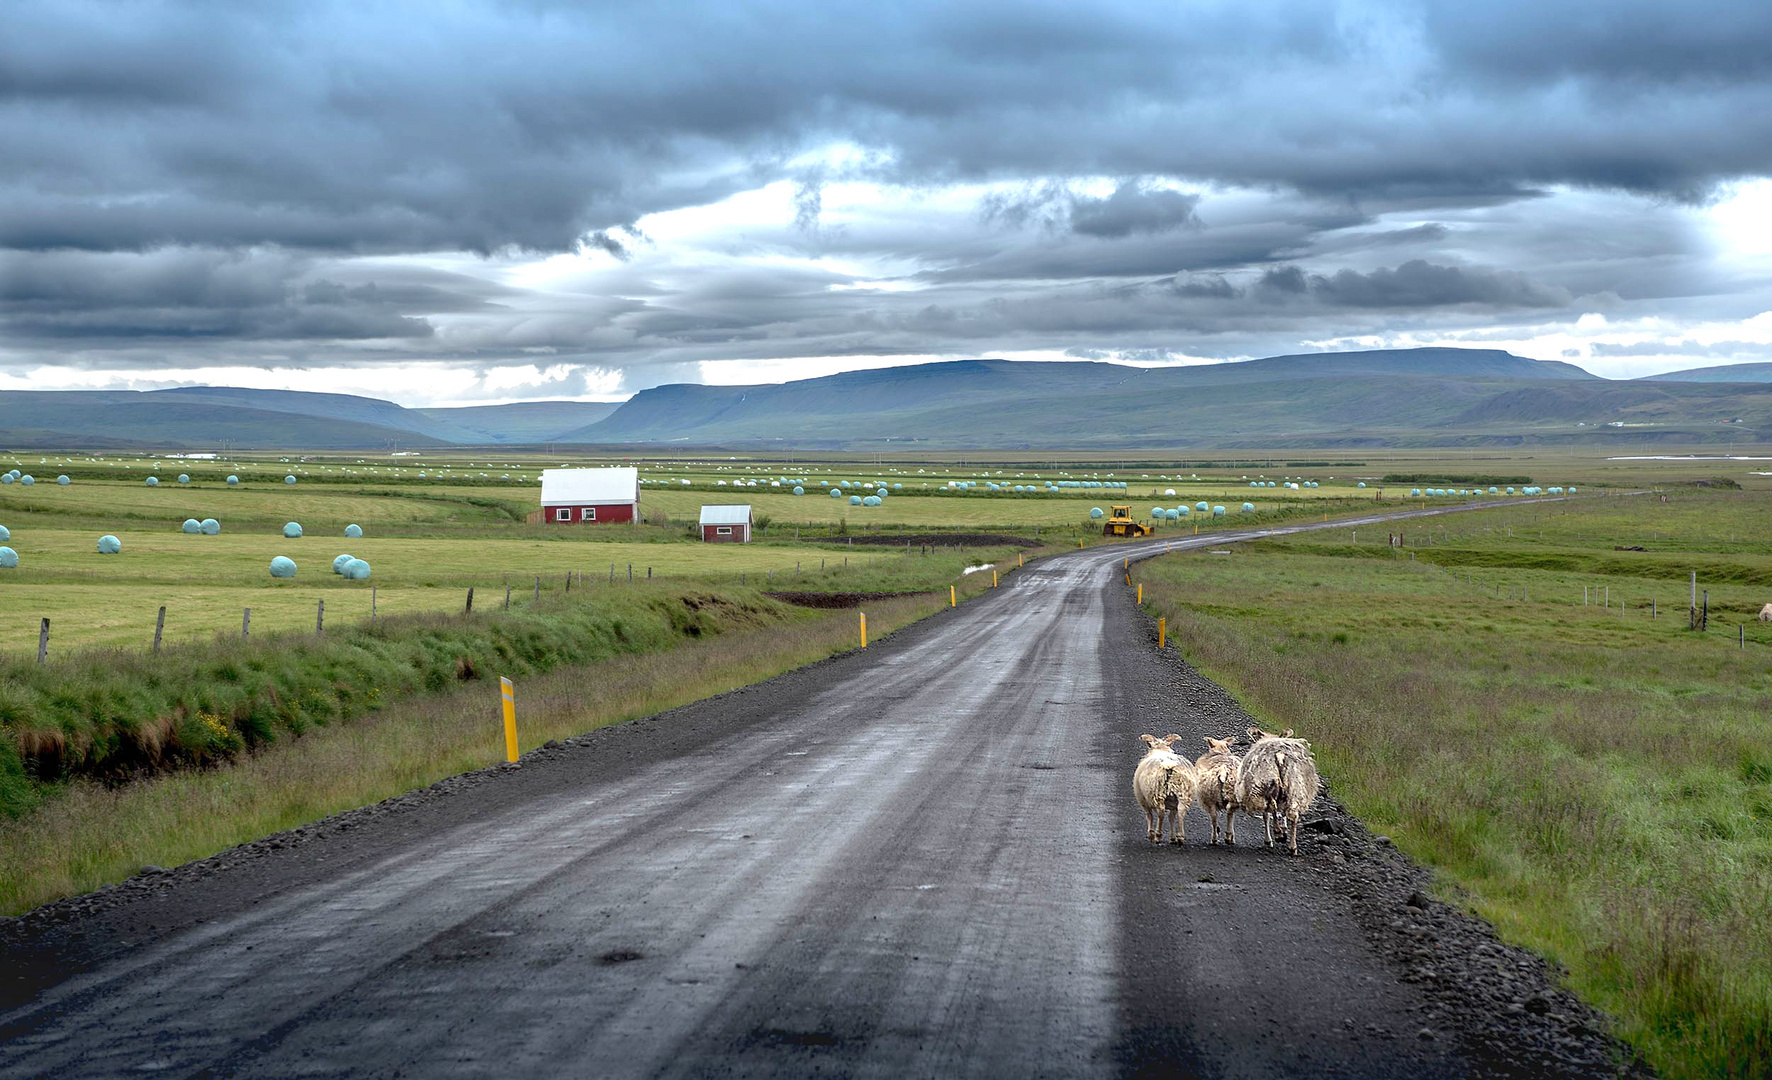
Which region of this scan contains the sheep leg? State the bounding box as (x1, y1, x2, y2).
(1207, 808, 1221, 845)
(1263, 810, 1275, 848)
(1146, 805, 1158, 842)
(1169, 799, 1184, 846)
(1287, 811, 1300, 855)
(1225, 807, 1236, 846)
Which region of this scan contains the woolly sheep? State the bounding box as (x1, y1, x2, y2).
(269, 556, 297, 578)
(1194, 736, 1242, 845)
(1133, 734, 1198, 845)
(284, 522, 303, 538)
(96, 534, 121, 554)
(1235, 727, 1321, 855)
(201, 518, 220, 535)
(345, 523, 363, 538)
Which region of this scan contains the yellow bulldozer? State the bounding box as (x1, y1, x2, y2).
(1102, 505, 1151, 538)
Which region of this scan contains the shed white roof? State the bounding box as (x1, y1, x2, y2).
(539, 467, 638, 505)
(699, 504, 752, 526)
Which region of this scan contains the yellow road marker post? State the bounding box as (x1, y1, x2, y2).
(860, 611, 868, 647)
(500, 676, 518, 763)
(1158, 617, 1166, 649)
(950, 585, 956, 607)
(993, 569, 999, 587)
(1018, 553, 1023, 568)
(1137, 583, 1143, 604)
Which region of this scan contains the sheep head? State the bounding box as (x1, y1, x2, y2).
(1203, 736, 1235, 755)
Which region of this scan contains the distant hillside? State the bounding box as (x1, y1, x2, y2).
(0, 388, 622, 450)
(562, 348, 1681, 449)
(1639, 362, 1772, 383)
(417, 401, 620, 443)
(4, 349, 1763, 451)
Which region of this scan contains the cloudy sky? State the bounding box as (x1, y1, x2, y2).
(3, 0, 1772, 405)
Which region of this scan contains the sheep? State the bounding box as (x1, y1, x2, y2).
(1133, 734, 1198, 845)
(1194, 736, 1242, 845)
(1236, 727, 1320, 855)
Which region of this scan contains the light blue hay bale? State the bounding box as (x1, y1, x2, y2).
(19, 476, 32, 486)
(145, 476, 159, 486)
(1165, 509, 1180, 521)
(792, 486, 804, 496)
(283, 522, 303, 538)
(0, 546, 15, 568)
(57, 475, 70, 486)
(829, 488, 842, 498)
(1089, 507, 1104, 519)
(0, 475, 10, 485)
(1151, 507, 1165, 518)
(849, 495, 862, 505)
(345, 523, 363, 538)
(1196, 501, 1209, 511)
(0, 525, 9, 541)
(269, 556, 297, 578)
(182, 518, 202, 534)
(1242, 502, 1255, 511)
(226, 475, 239, 485)
(343, 558, 371, 580)
(1212, 506, 1225, 516)
(1177, 506, 1189, 516)
(96, 534, 121, 554)
(178, 474, 190, 484)
(284, 475, 297, 485)
(201, 518, 220, 535)
(1356, 482, 1366, 488)
(333, 553, 356, 574)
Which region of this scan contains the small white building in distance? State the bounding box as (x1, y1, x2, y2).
(699, 504, 753, 543)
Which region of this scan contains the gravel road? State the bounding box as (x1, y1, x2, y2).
(0, 499, 1647, 1078)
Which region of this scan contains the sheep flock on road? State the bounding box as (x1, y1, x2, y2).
(1132, 727, 1322, 855)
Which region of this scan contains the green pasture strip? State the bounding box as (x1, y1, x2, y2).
(1135, 495, 1772, 1080)
(0, 589, 950, 915)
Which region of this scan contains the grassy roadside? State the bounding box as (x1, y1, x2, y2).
(1134, 495, 1772, 1080)
(0, 545, 1043, 914)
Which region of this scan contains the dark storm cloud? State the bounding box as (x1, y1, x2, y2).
(3, 0, 1770, 386)
(6, 0, 1771, 258)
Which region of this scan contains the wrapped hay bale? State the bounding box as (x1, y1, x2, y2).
(269, 556, 297, 578)
(283, 522, 303, 538)
(345, 523, 363, 538)
(343, 558, 371, 580)
(201, 518, 220, 535)
(227, 475, 239, 485)
(0, 546, 16, 568)
(182, 518, 202, 534)
(96, 534, 121, 554)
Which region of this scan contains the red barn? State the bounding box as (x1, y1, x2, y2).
(539, 467, 639, 524)
(699, 504, 752, 543)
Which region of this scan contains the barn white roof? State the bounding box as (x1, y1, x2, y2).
(539, 467, 638, 505)
(699, 504, 752, 525)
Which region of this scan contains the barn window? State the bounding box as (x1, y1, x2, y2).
(716, 526, 732, 535)
(581, 507, 596, 521)
(554, 508, 570, 522)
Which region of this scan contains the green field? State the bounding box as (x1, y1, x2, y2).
(1136, 486, 1772, 1080)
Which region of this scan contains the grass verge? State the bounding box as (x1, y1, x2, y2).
(1135, 498, 1772, 1080)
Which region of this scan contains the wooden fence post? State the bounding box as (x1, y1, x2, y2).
(504, 584, 511, 611)
(534, 576, 540, 601)
(242, 608, 251, 637)
(153, 605, 166, 652)
(465, 587, 475, 613)
(565, 572, 571, 593)
(371, 585, 377, 621)
(316, 598, 325, 635)
(37, 618, 48, 664)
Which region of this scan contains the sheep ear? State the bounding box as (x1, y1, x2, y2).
(1140, 734, 1158, 747)
(1283, 728, 1295, 738)
(1160, 734, 1182, 747)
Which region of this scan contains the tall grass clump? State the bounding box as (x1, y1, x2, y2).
(0, 587, 787, 818)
